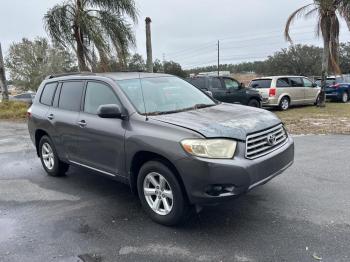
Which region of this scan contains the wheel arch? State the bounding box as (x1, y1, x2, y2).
(129, 151, 188, 201)
(35, 129, 49, 157)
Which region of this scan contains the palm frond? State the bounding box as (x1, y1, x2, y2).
(44, 3, 75, 48)
(84, 0, 138, 22)
(285, 3, 314, 43)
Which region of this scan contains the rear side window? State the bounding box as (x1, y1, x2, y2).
(210, 78, 222, 89)
(189, 78, 206, 89)
(303, 78, 313, 87)
(249, 79, 271, 89)
(58, 81, 84, 111)
(40, 82, 58, 106)
(84, 82, 120, 114)
(277, 78, 290, 87)
(289, 77, 303, 87)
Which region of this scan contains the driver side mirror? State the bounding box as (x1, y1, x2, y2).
(97, 104, 122, 119)
(312, 83, 318, 87)
(240, 82, 245, 89)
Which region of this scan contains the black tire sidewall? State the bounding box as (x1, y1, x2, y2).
(137, 161, 187, 226)
(248, 99, 260, 108)
(39, 136, 62, 176)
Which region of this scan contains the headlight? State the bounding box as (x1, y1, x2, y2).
(181, 139, 237, 159)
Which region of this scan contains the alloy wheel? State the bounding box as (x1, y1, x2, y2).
(42, 142, 55, 170)
(342, 92, 348, 103)
(143, 172, 173, 216)
(281, 99, 289, 110)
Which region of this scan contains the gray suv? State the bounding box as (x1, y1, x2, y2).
(28, 72, 294, 225)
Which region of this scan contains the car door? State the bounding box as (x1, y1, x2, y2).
(222, 77, 245, 104)
(303, 77, 318, 103)
(74, 81, 125, 176)
(48, 81, 84, 162)
(209, 77, 227, 102)
(288, 77, 305, 105)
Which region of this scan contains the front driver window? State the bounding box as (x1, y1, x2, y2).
(84, 82, 120, 114)
(224, 78, 240, 90)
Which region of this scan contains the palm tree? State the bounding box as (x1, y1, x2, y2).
(44, 0, 138, 71)
(285, 0, 350, 106)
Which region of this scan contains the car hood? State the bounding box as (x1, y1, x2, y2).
(149, 103, 281, 141)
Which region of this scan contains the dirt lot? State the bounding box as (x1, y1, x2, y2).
(275, 103, 350, 135)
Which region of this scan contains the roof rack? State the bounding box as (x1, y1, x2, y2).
(45, 72, 96, 80)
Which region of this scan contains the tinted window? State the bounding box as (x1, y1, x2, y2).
(249, 79, 271, 89)
(40, 82, 58, 106)
(289, 77, 303, 87)
(117, 77, 216, 115)
(277, 78, 290, 87)
(224, 78, 240, 90)
(303, 78, 313, 87)
(84, 82, 120, 114)
(188, 78, 206, 89)
(210, 78, 222, 89)
(59, 81, 84, 111)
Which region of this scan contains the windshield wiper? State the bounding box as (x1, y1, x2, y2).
(146, 104, 216, 116)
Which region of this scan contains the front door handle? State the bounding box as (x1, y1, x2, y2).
(47, 114, 54, 120)
(78, 120, 87, 128)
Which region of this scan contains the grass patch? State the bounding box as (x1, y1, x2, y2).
(274, 103, 350, 135)
(0, 101, 29, 120)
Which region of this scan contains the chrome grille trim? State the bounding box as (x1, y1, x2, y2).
(245, 124, 288, 159)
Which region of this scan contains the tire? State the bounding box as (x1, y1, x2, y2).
(341, 92, 349, 103)
(279, 96, 290, 111)
(137, 160, 189, 226)
(39, 135, 69, 177)
(248, 99, 261, 108)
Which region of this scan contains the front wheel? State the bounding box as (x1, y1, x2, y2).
(248, 99, 261, 108)
(137, 161, 189, 226)
(39, 136, 69, 177)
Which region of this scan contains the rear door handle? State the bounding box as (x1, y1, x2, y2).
(78, 120, 87, 128)
(47, 114, 54, 120)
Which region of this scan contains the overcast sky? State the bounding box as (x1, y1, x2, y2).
(1, 0, 350, 69)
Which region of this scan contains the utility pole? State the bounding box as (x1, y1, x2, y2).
(217, 40, 220, 76)
(0, 43, 9, 101)
(145, 17, 153, 73)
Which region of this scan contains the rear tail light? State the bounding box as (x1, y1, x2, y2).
(27, 108, 32, 118)
(269, 88, 276, 97)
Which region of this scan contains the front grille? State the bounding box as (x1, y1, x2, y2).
(245, 124, 287, 159)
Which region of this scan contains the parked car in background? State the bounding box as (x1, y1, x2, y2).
(187, 76, 262, 108)
(9, 92, 36, 104)
(27, 72, 294, 226)
(315, 76, 350, 103)
(249, 76, 320, 110)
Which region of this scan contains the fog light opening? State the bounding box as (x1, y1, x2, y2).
(206, 184, 236, 196)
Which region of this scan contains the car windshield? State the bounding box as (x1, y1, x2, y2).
(117, 76, 217, 115)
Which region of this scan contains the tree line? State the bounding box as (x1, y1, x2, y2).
(187, 43, 350, 77)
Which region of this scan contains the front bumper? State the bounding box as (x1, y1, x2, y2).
(175, 136, 294, 205)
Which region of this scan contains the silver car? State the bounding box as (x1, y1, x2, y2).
(249, 76, 321, 110)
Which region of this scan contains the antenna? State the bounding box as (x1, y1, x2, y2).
(138, 73, 149, 121)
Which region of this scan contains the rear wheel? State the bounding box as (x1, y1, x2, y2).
(341, 92, 349, 103)
(248, 99, 261, 108)
(279, 97, 290, 111)
(137, 161, 189, 226)
(39, 136, 69, 177)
